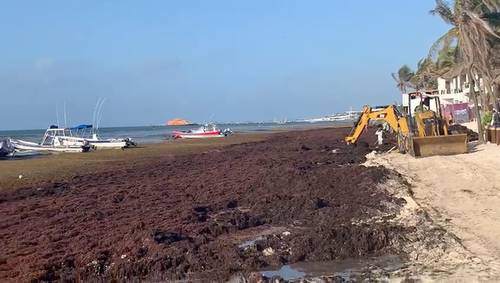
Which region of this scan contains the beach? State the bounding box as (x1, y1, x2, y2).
(366, 142, 500, 279)
(1, 126, 491, 281)
(2, 0, 498, 281)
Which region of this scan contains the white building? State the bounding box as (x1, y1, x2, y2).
(402, 74, 486, 112)
(401, 74, 486, 123)
(436, 74, 485, 105)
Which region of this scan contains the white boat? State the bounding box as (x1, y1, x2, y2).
(273, 117, 288, 124)
(57, 124, 134, 149)
(299, 109, 361, 123)
(12, 127, 92, 153)
(173, 124, 232, 139)
(0, 138, 15, 157)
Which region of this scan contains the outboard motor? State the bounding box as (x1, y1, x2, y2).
(0, 138, 15, 157)
(124, 138, 137, 147)
(222, 128, 233, 136)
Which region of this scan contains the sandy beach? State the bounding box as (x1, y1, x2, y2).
(366, 142, 500, 279)
(2, 0, 498, 281)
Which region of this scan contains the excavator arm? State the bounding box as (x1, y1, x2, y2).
(345, 105, 409, 144)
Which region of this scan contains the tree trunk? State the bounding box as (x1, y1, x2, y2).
(471, 78, 485, 143)
(494, 83, 500, 111)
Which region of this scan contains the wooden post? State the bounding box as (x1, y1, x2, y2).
(470, 75, 485, 143)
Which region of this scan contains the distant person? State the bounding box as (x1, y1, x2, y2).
(491, 109, 500, 127)
(375, 125, 384, 146)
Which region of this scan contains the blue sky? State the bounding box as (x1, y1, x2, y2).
(0, 1, 449, 130)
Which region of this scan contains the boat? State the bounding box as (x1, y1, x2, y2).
(57, 124, 135, 149)
(11, 126, 92, 153)
(273, 117, 288, 125)
(0, 138, 15, 157)
(298, 108, 361, 123)
(173, 124, 232, 139)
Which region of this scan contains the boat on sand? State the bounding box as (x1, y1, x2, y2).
(173, 124, 232, 139)
(57, 124, 135, 149)
(11, 126, 92, 153)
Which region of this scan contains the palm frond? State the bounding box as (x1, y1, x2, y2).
(398, 65, 415, 82)
(484, 12, 500, 31)
(465, 10, 500, 39)
(391, 73, 399, 83)
(427, 28, 459, 61)
(430, 0, 455, 25)
(481, 0, 500, 13)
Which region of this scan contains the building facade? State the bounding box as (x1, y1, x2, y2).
(436, 74, 485, 105)
(401, 74, 484, 123)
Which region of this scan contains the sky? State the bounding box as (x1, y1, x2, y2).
(0, 0, 450, 130)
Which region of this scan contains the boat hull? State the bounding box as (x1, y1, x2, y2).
(59, 137, 129, 149)
(12, 140, 89, 153)
(173, 131, 226, 139)
(89, 140, 128, 149)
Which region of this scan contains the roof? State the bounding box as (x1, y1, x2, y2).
(71, 124, 93, 130)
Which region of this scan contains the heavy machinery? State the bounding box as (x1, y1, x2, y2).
(345, 94, 468, 157)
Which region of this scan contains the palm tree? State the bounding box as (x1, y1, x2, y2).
(392, 65, 415, 94)
(411, 58, 440, 90)
(428, 0, 500, 142)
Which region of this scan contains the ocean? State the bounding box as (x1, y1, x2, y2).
(0, 121, 352, 144)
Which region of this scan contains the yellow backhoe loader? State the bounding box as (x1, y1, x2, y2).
(345, 95, 468, 157)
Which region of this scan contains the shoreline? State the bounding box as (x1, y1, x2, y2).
(0, 125, 352, 193)
(0, 132, 273, 193)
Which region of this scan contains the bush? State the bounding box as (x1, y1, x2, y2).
(482, 111, 492, 127)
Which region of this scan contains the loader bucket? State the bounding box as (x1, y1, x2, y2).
(410, 134, 468, 157)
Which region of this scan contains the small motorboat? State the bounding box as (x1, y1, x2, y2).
(0, 138, 15, 157)
(173, 124, 232, 139)
(11, 126, 92, 153)
(58, 124, 134, 149)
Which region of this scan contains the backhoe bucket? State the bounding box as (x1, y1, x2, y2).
(410, 134, 468, 157)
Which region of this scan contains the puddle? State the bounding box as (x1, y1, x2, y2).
(262, 265, 305, 280)
(260, 255, 405, 280)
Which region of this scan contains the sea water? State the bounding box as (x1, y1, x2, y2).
(260, 255, 405, 280)
(0, 121, 352, 144)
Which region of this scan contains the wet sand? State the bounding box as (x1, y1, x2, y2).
(0, 127, 473, 281)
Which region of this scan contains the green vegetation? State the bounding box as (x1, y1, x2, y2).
(392, 65, 415, 93)
(482, 111, 493, 126)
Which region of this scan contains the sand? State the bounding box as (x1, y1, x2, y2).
(460, 120, 479, 133)
(365, 142, 500, 279)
